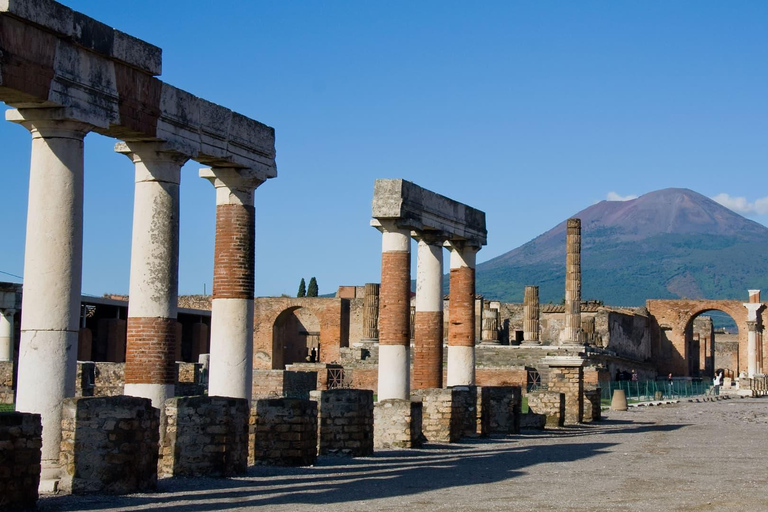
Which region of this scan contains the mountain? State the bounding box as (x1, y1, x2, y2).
(476, 188, 768, 305)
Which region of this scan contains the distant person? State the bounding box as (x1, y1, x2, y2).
(713, 370, 723, 396)
(615, 369, 622, 382)
(631, 370, 638, 382)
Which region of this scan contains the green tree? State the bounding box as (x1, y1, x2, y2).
(297, 278, 306, 297)
(307, 277, 318, 297)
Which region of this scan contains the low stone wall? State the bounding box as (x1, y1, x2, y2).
(0, 361, 13, 404)
(252, 370, 318, 399)
(175, 362, 205, 397)
(60, 396, 159, 495)
(374, 399, 423, 449)
(311, 389, 374, 457)
(486, 386, 522, 435)
(583, 388, 602, 422)
(548, 365, 584, 424)
(76, 362, 126, 397)
(249, 399, 317, 466)
(0, 412, 41, 510)
(527, 391, 565, 428)
(414, 387, 474, 443)
(160, 396, 249, 478)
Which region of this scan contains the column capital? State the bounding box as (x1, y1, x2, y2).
(412, 231, 447, 246)
(743, 302, 765, 321)
(371, 218, 410, 235)
(115, 142, 190, 183)
(6, 108, 93, 139)
(199, 167, 265, 206)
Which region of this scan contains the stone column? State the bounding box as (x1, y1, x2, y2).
(413, 235, 444, 389)
(480, 304, 500, 345)
(361, 283, 380, 342)
(376, 221, 411, 400)
(522, 285, 540, 345)
(7, 108, 92, 472)
(447, 243, 478, 386)
(562, 218, 582, 345)
(0, 309, 14, 362)
(744, 290, 763, 378)
(201, 167, 263, 401)
(117, 142, 189, 408)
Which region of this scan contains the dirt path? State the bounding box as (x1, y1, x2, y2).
(38, 397, 768, 511)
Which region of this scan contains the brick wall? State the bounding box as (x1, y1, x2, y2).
(311, 389, 374, 457)
(249, 399, 317, 466)
(0, 412, 40, 509)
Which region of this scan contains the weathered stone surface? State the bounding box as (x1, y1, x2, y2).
(527, 391, 565, 428)
(413, 387, 476, 443)
(310, 389, 373, 457)
(583, 388, 602, 422)
(249, 399, 317, 466)
(0, 361, 13, 404)
(546, 357, 585, 425)
(485, 386, 522, 434)
(0, 412, 41, 510)
(59, 396, 159, 495)
(252, 370, 318, 400)
(160, 396, 248, 478)
(374, 399, 423, 450)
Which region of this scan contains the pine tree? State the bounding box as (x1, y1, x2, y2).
(307, 277, 318, 297)
(297, 278, 306, 297)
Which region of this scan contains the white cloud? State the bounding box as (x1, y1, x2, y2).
(712, 193, 768, 215)
(606, 192, 638, 202)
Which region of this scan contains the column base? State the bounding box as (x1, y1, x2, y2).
(520, 340, 541, 346)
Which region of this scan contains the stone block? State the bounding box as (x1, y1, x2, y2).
(374, 399, 423, 450)
(250, 399, 317, 466)
(486, 386, 522, 435)
(527, 391, 565, 428)
(59, 396, 159, 495)
(311, 389, 373, 457)
(0, 412, 41, 510)
(160, 396, 248, 478)
(582, 388, 602, 423)
(413, 387, 477, 443)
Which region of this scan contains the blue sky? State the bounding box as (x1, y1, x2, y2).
(1, 1, 767, 297)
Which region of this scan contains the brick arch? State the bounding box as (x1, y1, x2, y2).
(252, 298, 349, 370)
(647, 299, 756, 377)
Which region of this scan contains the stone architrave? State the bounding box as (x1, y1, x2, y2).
(201, 167, 266, 401)
(413, 235, 445, 389)
(117, 142, 189, 408)
(361, 283, 380, 342)
(561, 218, 582, 345)
(522, 285, 540, 345)
(447, 243, 479, 386)
(744, 290, 764, 378)
(8, 108, 92, 476)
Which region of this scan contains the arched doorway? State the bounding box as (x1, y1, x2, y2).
(684, 309, 739, 378)
(272, 307, 321, 369)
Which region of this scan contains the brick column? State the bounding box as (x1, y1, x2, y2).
(201, 167, 263, 401)
(447, 243, 478, 386)
(413, 235, 444, 389)
(117, 142, 189, 408)
(562, 218, 582, 345)
(376, 221, 411, 400)
(522, 285, 540, 345)
(744, 290, 764, 378)
(7, 108, 92, 473)
(0, 309, 14, 362)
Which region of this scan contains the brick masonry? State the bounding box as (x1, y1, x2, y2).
(413, 310, 443, 389)
(60, 396, 159, 495)
(379, 251, 410, 347)
(548, 366, 584, 424)
(449, 266, 475, 347)
(310, 389, 374, 457)
(0, 412, 41, 510)
(160, 396, 249, 478)
(125, 316, 177, 385)
(374, 399, 424, 449)
(583, 388, 602, 422)
(527, 391, 565, 428)
(249, 398, 318, 466)
(213, 204, 255, 299)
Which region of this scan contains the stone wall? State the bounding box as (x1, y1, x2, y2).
(0, 412, 41, 510)
(76, 362, 125, 397)
(60, 396, 159, 495)
(605, 310, 652, 360)
(160, 396, 248, 478)
(715, 337, 739, 374)
(583, 388, 602, 422)
(252, 370, 318, 399)
(249, 399, 317, 466)
(486, 386, 522, 435)
(414, 387, 474, 443)
(548, 365, 584, 424)
(311, 389, 374, 457)
(175, 362, 205, 396)
(373, 399, 423, 449)
(0, 361, 13, 404)
(527, 391, 565, 428)
(348, 297, 365, 344)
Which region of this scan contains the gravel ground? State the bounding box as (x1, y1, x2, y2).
(37, 397, 768, 511)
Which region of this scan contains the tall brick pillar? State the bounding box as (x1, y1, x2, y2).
(413, 235, 444, 389)
(8, 108, 92, 474)
(562, 218, 582, 345)
(376, 221, 411, 400)
(201, 167, 263, 401)
(744, 290, 764, 378)
(447, 243, 479, 386)
(522, 285, 540, 345)
(117, 142, 189, 408)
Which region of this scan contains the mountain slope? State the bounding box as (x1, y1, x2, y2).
(477, 188, 768, 305)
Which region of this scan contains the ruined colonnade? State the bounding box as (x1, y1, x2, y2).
(371, 179, 487, 400)
(744, 290, 765, 377)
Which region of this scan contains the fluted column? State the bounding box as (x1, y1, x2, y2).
(376, 221, 411, 400)
(0, 309, 14, 362)
(413, 235, 444, 389)
(117, 142, 189, 408)
(361, 283, 380, 341)
(8, 108, 92, 472)
(562, 218, 582, 345)
(744, 290, 764, 378)
(447, 242, 479, 386)
(201, 167, 263, 401)
(522, 285, 540, 345)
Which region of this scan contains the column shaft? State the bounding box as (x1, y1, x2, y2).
(747, 321, 758, 377)
(377, 224, 411, 400)
(523, 285, 540, 344)
(562, 218, 581, 345)
(361, 283, 380, 341)
(9, 109, 90, 471)
(413, 238, 444, 389)
(447, 244, 477, 386)
(119, 143, 187, 408)
(0, 310, 13, 362)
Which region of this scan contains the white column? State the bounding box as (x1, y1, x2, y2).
(0, 309, 14, 362)
(7, 108, 91, 472)
(446, 243, 478, 387)
(200, 167, 263, 401)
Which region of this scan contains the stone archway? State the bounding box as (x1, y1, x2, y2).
(272, 307, 321, 369)
(647, 300, 754, 377)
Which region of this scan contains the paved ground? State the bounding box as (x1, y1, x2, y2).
(38, 397, 768, 511)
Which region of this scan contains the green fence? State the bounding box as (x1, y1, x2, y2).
(599, 379, 711, 403)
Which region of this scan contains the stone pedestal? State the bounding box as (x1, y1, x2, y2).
(374, 399, 423, 449)
(414, 387, 475, 443)
(249, 399, 318, 466)
(582, 388, 602, 423)
(311, 389, 374, 457)
(546, 356, 585, 424)
(486, 386, 522, 435)
(0, 412, 41, 510)
(527, 391, 565, 428)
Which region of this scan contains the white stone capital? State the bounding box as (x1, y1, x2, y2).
(6, 108, 93, 139)
(199, 167, 264, 206)
(115, 142, 189, 184)
(447, 242, 479, 269)
(375, 220, 411, 252)
(743, 302, 765, 322)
